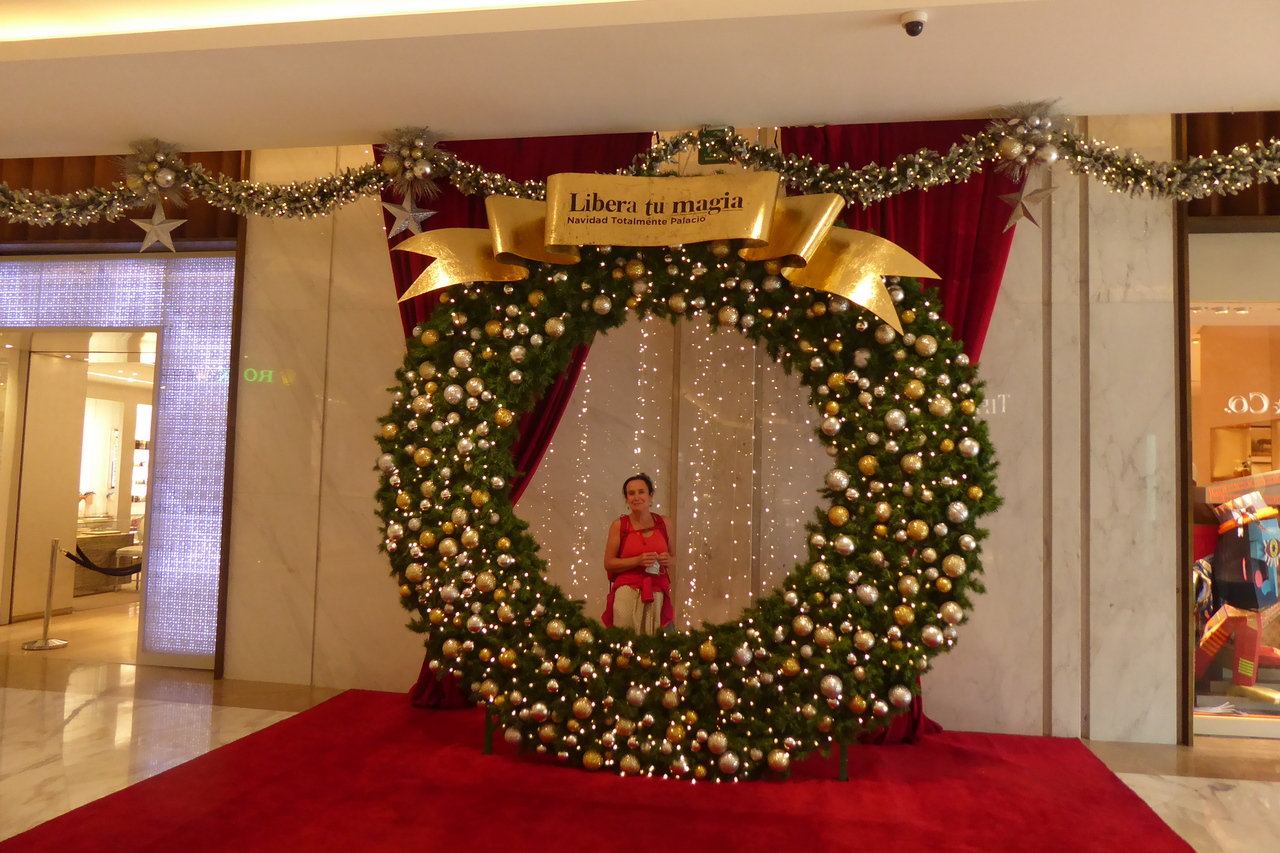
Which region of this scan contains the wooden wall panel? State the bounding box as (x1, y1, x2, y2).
(1186, 112, 1280, 219)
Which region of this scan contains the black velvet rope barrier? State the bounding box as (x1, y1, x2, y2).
(63, 546, 142, 578)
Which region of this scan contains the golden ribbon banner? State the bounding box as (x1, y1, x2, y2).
(396, 171, 937, 333)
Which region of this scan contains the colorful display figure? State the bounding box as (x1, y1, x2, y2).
(1196, 492, 1280, 700)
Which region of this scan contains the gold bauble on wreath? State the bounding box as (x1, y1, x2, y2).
(375, 240, 999, 781)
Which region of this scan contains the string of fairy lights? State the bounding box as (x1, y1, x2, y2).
(4, 108, 1280, 234)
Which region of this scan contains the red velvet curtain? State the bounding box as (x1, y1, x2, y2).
(385, 132, 653, 706)
(785, 121, 1023, 744)
(782, 120, 1021, 361)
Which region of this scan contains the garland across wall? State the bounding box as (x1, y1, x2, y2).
(3, 103, 1280, 238)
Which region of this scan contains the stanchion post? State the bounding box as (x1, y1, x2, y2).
(21, 539, 69, 651)
(483, 706, 495, 755)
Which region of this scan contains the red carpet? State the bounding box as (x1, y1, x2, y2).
(5, 690, 1191, 853)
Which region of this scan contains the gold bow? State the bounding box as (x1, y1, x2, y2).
(396, 171, 937, 333)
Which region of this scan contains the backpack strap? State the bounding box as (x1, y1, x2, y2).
(618, 514, 632, 553)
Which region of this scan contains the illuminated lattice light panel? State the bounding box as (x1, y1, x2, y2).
(0, 256, 235, 658)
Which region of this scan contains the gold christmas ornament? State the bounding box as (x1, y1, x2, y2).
(699, 640, 717, 662)
(582, 750, 604, 771)
(498, 648, 517, 667)
(968, 486, 984, 500)
(666, 723, 686, 743)
(484, 320, 503, 337)
(858, 456, 878, 476)
(528, 290, 544, 307)
(545, 619, 568, 641)
(398, 584, 412, 598)
(494, 408, 515, 427)
(380, 423, 399, 440)
(497, 537, 512, 550)
(936, 577, 953, 593)
(474, 570, 495, 591)
(428, 608, 445, 625)
(461, 529, 481, 549)
(395, 492, 412, 509)
(619, 754, 641, 775)
(848, 695, 868, 714)
(940, 438, 955, 453)
(894, 604, 916, 626)
(413, 447, 433, 466)
(781, 657, 801, 677)
(827, 506, 850, 527)
(470, 489, 490, 508)
(906, 519, 929, 540)
(960, 399, 977, 415)
(942, 554, 967, 577)
(573, 698, 594, 719)
(903, 379, 925, 399)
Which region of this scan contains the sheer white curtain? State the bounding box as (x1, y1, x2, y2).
(521, 315, 827, 630)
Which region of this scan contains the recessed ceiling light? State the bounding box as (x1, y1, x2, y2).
(1214, 307, 1230, 314)
(1234, 307, 1251, 314)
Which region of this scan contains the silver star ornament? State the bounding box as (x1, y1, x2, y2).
(131, 202, 187, 251)
(382, 195, 437, 238)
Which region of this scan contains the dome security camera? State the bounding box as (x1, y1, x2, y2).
(900, 10, 928, 37)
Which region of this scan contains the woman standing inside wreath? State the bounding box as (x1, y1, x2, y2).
(602, 473, 674, 635)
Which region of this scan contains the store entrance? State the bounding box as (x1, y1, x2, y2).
(1189, 233, 1280, 738)
(1, 329, 157, 664)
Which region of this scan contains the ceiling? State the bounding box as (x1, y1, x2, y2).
(2, 0, 1279, 160)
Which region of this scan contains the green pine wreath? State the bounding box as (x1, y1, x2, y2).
(376, 237, 1000, 780)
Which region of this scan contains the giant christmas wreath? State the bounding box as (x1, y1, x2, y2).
(375, 237, 999, 780)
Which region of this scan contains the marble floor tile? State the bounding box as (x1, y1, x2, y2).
(1119, 772, 1280, 853)
(0, 686, 293, 841)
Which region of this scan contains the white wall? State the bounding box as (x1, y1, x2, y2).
(226, 119, 1182, 743)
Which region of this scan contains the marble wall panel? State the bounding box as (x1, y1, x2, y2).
(923, 204, 1047, 736)
(310, 146, 426, 691)
(1088, 302, 1179, 742)
(223, 148, 338, 685)
(1084, 115, 1179, 744)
